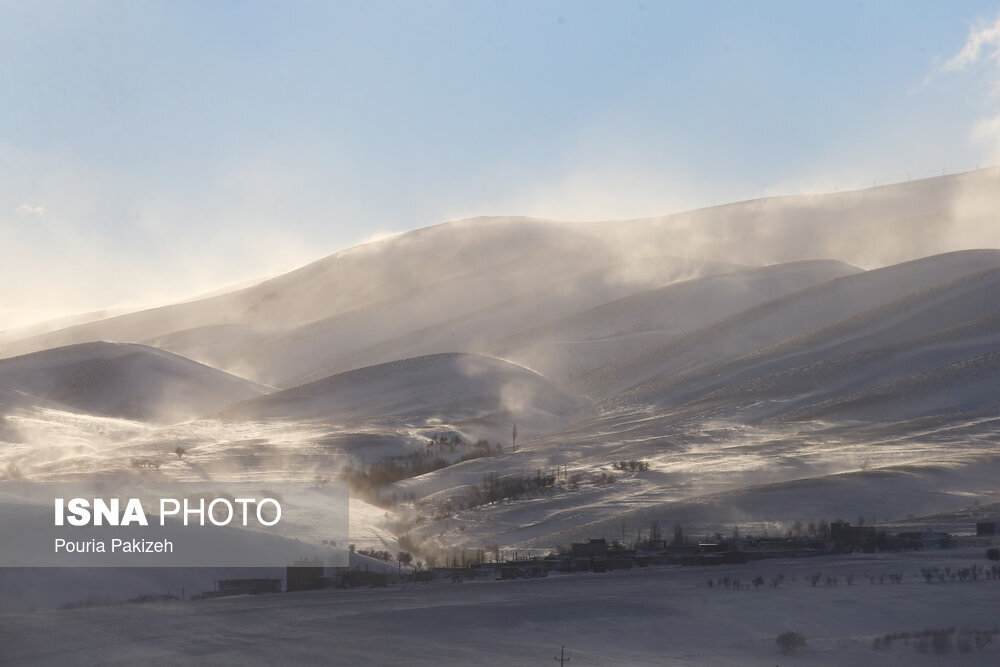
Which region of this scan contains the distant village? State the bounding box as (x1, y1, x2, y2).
(175, 517, 1000, 600)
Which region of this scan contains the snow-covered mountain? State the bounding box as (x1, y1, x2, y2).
(490, 259, 860, 383)
(1, 169, 998, 559)
(573, 249, 1000, 400)
(586, 166, 1000, 268)
(606, 260, 1000, 415)
(0, 218, 739, 386)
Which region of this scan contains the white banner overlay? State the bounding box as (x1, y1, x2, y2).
(0, 482, 349, 567)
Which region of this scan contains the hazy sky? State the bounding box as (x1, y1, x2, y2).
(3, 1, 1000, 329)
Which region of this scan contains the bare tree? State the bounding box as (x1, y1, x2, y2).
(776, 631, 807, 654)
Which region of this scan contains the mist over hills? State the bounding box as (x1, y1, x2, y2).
(490, 259, 861, 384)
(0, 218, 738, 386)
(589, 166, 1000, 268)
(1, 169, 999, 555)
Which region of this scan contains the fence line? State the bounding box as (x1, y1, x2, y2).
(832, 162, 996, 194)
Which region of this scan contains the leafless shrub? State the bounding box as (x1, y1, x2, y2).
(776, 631, 806, 654)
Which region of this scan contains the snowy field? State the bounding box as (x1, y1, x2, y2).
(2, 549, 1000, 665)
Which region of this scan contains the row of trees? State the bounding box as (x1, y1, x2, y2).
(873, 627, 998, 654)
(432, 470, 558, 518)
(395, 533, 502, 570)
(611, 459, 650, 472)
(920, 564, 1000, 583)
(425, 434, 503, 454)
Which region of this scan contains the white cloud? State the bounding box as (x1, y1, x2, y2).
(932, 12, 1000, 162)
(943, 13, 1000, 72)
(17, 204, 45, 215)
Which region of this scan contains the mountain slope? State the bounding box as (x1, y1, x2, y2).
(676, 312, 1000, 424)
(0, 342, 269, 422)
(587, 166, 1000, 269)
(219, 353, 584, 426)
(0, 219, 736, 386)
(4, 167, 999, 388)
(573, 249, 1000, 400)
(199, 255, 740, 389)
(618, 265, 1000, 415)
(785, 349, 1000, 424)
(489, 259, 860, 383)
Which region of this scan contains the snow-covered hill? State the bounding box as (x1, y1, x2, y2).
(0, 342, 269, 422)
(239, 256, 741, 389)
(490, 259, 860, 383)
(587, 165, 1000, 269)
(574, 249, 1000, 400)
(681, 311, 1000, 424)
(787, 349, 1000, 424)
(5, 168, 999, 389)
(0, 219, 737, 386)
(609, 264, 1000, 417)
(220, 353, 583, 427)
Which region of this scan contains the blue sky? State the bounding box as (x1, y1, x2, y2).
(3, 1, 1000, 328)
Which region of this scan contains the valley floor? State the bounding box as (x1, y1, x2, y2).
(2, 548, 999, 666)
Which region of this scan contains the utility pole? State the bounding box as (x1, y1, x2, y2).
(553, 646, 571, 665)
(512, 423, 518, 453)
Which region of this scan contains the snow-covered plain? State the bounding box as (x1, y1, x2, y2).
(1, 171, 999, 663)
(3, 549, 1000, 665)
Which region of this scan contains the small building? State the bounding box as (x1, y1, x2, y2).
(338, 570, 389, 588)
(898, 531, 957, 550)
(570, 538, 608, 570)
(976, 521, 998, 536)
(287, 560, 331, 592)
(500, 564, 547, 580)
(635, 538, 667, 552)
(664, 543, 701, 557)
(830, 521, 877, 550)
(698, 542, 727, 554)
(571, 538, 607, 560)
(198, 577, 282, 599)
